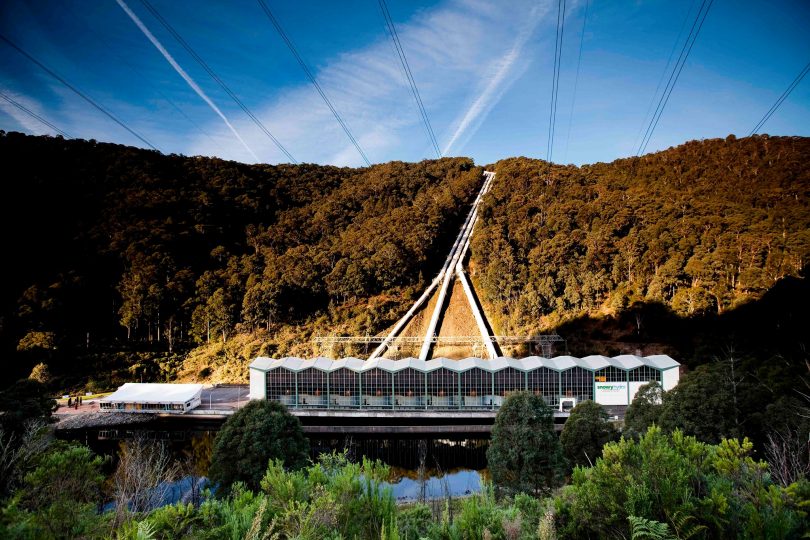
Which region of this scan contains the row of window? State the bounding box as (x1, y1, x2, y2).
(100, 402, 189, 411)
(263, 366, 662, 409)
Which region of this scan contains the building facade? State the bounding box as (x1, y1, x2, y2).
(248, 355, 679, 410)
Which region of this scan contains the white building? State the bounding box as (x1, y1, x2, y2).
(248, 355, 679, 411)
(99, 383, 203, 413)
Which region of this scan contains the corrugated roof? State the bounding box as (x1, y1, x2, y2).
(100, 383, 203, 404)
(249, 355, 679, 373)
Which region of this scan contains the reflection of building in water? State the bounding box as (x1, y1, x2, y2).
(309, 437, 489, 472)
(249, 355, 679, 411)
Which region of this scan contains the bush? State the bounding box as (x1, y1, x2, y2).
(486, 392, 566, 496)
(560, 400, 618, 468)
(209, 400, 309, 492)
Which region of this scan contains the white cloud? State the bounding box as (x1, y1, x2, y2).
(442, 4, 545, 156)
(186, 0, 554, 165)
(115, 0, 259, 161)
(0, 88, 54, 135)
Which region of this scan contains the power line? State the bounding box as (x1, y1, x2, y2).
(0, 90, 72, 138)
(632, 0, 697, 155)
(97, 33, 221, 151)
(257, 0, 371, 166)
(748, 60, 810, 136)
(637, 0, 714, 156)
(139, 0, 297, 163)
(563, 0, 588, 163)
(547, 0, 566, 163)
(378, 0, 441, 158)
(0, 34, 158, 151)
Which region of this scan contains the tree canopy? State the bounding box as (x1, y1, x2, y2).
(486, 391, 566, 496)
(208, 399, 309, 492)
(559, 400, 618, 468)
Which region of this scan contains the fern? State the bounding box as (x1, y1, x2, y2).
(669, 510, 707, 540)
(628, 515, 674, 540)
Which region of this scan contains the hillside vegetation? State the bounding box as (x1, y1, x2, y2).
(474, 136, 810, 352)
(1, 132, 809, 392)
(0, 131, 481, 389)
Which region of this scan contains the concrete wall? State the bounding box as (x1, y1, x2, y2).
(594, 382, 629, 406)
(662, 366, 679, 391)
(249, 368, 266, 399)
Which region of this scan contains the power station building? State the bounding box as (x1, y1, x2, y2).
(248, 355, 679, 411)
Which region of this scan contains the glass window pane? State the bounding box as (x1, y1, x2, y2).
(362, 368, 392, 408)
(428, 368, 458, 409)
(329, 368, 359, 408)
(393, 368, 424, 409)
(265, 368, 296, 407)
(528, 367, 560, 406)
(561, 367, 593, 403)
(298, 368, 327, 408)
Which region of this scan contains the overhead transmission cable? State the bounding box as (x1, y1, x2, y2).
(563, 0, 587, 163)
(378, 0, 441, 158)
(546, 0, 566, 163)
(632, 0, 697, 155)
(0, 90, 72, 138)
(0, 34, 158, 151)
(636, 0, 714, 156)
(256, 0, 371, 166)
(748, 60, 810, 136)
(139, 0, 297, 163)
(102, 37, 221, 151)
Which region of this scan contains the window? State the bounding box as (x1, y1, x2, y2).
(595, 366, 626, 382)
(329, 368, 359, 408)
(460, 368, 491, 408)
(393, 368, 424, 408)
(362, 368, 391, 408)
(527, 367, 560, 406)
(362, 368, 391, 396)
(428, 368, 458, 408)
(561, 367, 593, 402)
(265, 368, 296, 404)
(298, 368, 327, 407)
(629, 366, 661, 382)
(494, 367, 525, 396)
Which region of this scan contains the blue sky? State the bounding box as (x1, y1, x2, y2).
(1, 0, 808, 166)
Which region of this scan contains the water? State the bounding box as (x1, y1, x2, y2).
(60, 426, 489, 504)
(312, 437, 488, 501)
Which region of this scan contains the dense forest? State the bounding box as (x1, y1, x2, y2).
(474, 134, 810, 335)
(0, 131, 481, 389)
(1, 132, 808, 397)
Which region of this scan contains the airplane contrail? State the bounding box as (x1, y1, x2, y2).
(115, 0, 259, 161)
(442, 7, 542, 156)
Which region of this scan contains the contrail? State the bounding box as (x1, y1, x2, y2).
(115, 0, 258, 161)
(442, 8, 542, 156)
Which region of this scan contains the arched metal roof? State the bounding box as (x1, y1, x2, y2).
(249, 355, 679, 373)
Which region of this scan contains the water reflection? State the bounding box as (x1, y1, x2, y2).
(311, 437, 489, 501)
(62, 428, 490, 502)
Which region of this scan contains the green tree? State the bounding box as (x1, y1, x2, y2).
(658, 364, 738, 444)
(18, 444, 106, 539)
(560, 400, 618, 468)
(624, 382, 664, 435)
(209, 400, 309, 492)
(486, 392, 566, 496)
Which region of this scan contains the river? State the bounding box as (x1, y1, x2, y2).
(59, 425, 489, 503)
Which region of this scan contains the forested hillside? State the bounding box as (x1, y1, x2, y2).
(474, 135, 810, 344)
(1, 132, 809, 393)
(0, 131, 482, 389)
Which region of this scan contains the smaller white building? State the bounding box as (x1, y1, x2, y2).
(99, 383, 203, 414)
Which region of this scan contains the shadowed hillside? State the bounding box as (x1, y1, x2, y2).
(1, 132, 809, 393)
(0, 131, 482, 389)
